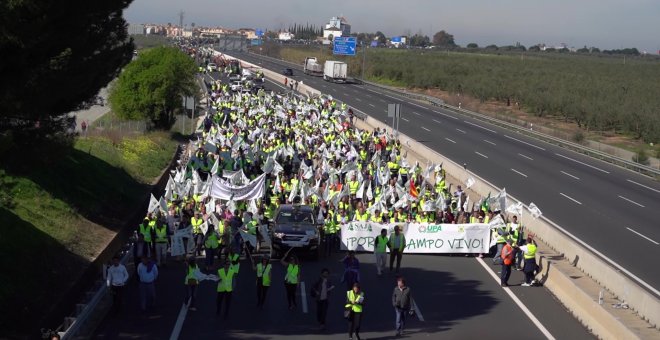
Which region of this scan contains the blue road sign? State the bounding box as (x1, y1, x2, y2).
(333, 36, 357, 56)
(391, 36, 402, 43)
(255, 29, 264, 37)
(370, 41, 378, 47)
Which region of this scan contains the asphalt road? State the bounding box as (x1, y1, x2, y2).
(232, 51, 660, 295)
(93, 77, 591, 339)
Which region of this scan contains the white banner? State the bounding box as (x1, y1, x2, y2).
(210, 173, 266, 200)
(171, 226, 195, 257)
(340, 222, 492, 254)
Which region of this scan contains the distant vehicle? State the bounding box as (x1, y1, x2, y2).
(207, 63, 217, 72)
(253, 77, 265, 90)
(323, 60, 347, 83)
(282, 68, 294, 76)
(271, 204, 322, 259)
(230, 80, 242, 92)
(303, 57, 323, 76)
(228, 73, 241, 82)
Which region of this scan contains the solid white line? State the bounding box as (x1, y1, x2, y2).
(475, 258, 555, 340)
(464, 120, 497, 133)
(169, 302, 189, 340)
(511, 168, 528, 178)
(412, 111, 421, 116)
(627, 179, 660, 194)
(402, 117, 410, 122)
(300, 282, 309, 314)
(355, 98, 362, 102)
(618, 195, 645, 208)
(475, 151, 489, 159)
(445, 138, 456, 144)
(560, 192, 582, 205)
(433, 110, 459, 120)
(555, 153, 610, 174)
(627, 227, 660, 245)
(408, 102, 427, 110)
(518, 153, 534, 161)
(456, 128, 466, 134)
(422, 127, 431, 132)
(560, 171, 580, 180)
(504, 135, 546, 151)
(432, 119, 442, 124)
(483, 139, 496, 146)
(411, 299, 425, 322)
(368, 103, 375, 107)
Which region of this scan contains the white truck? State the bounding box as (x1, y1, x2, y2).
(323, 60, 347, 83)
(303, 57, 323, 76)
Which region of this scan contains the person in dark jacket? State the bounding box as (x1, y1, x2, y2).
(311, 268, 335, 329)
(392, 276, 413, 336)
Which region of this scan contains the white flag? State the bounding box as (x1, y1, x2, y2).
(465, 177, 476, 189)
(528, 202, 542, 219)
(506, 202, 523, 216)
(365, 181, 373, 201)
(355, 181, 365, 200)
(147, 194, 159, 214)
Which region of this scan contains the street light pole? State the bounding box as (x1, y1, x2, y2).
(361, 42, 367, 81)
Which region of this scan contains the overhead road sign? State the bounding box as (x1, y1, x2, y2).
(333, 36, 357, 56)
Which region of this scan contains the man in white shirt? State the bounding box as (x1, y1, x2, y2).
(137, 256, 159, 311)
(106, 256, 129, 315)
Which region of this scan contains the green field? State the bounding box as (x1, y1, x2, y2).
(0, 132, 177, 336)
(268, 46, 660, 146)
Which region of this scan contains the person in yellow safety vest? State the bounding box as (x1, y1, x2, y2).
(388, 225, 406, 273)
(492, 213, 511, 265)
(345, 283, 365, 340)
(507, 215, 524, 269)
(281, 249, 300, 310)
(227, 248, 240, 288)
(254, 256, 272, 308)
(520, 236, 538, 286)
(415, 211, 429, 223)
(184, 258, 200, 311)
(138, 218, 153, 247)
(204, 227, 220, 270)
(390, 208, 407, 223)
(324, 209, 338, 256)
(216, 261, 235, 319)
(387, 158, 399, 176)
(354, 207, 370, 222)
(348, 176, 359, 196)
(370, 209, 385, 223)
(469, 208, 481, 223)
(374, 228, 389, 276)
(154, 222, 168, 266)
(359, 149, 368, 162)
(191, 212, 205, 257)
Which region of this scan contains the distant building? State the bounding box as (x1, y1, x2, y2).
(128, 23, 145, 35)
(323, 16, 350, 40)
(278, 31, 294, 41)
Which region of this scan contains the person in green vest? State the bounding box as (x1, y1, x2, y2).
(345, 282, 365, 340)
(227, 248, 241, 290)
(216, 261, 235, 319)
(253, 256, 272, 308)
(204, 226, 220, 271)
(138, 217, 153, 250)
(520, 236, 538, 286)
(184, 258, 200, 311)
(388, 225, 406, 274)
(374, 228, 389, 276)
(281, 248, 300, 310)
(153, 221, 169, 267)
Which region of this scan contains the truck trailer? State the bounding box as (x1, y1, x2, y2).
(323, 60, 347, 83)
(303, 57, 323, 76)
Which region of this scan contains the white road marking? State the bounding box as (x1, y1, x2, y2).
(475, 151, 489, 159)
(555, 153, 610, 174)
(464, 120, 497, 133)
(627, 179, 660, 194)
(475, 258, 556, 340)
(456, 128, 466, 134)
(412, 111, 421, 116)
(321, 84, 327, 88)
(433, 110, 459, 120)
(408, 102, 428, 110)
(626, 227, 660, 245)
(402, 117, 410, 122)
(560, 171, 580, 180)
(511, 168, 528, 178)
(518, 153, 534, 161)
(483, 139, 496, 146)
(355, 98, 362, 102)
(343, 92, 350, 96)
(504, 135, 546, 151)
(445, 138, 456, 144)
(366, 94, 372, 98)
(412, 299, 425, 322)
(169, 302, 189, 340)
(301, 282, 308, 313)
(422, 127, 431, 132)
(618, 195, 645, 208)
(379, 99, 386, 103)
(433, 119, 442, 124)
(560, 192, 582, 205)
(368, 103, 375, 107)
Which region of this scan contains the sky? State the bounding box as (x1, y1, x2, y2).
(124, 0, 660, 52)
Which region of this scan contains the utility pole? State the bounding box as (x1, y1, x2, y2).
(361, 41, 367, 81)
(178, 10, 185, 37)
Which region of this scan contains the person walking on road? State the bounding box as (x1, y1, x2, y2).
(388, 226, 406, 274)
(204, 226, 220, 271)
(340, 250, 361, 291)
(374, 228, 388, 276)
(184, 258, 201, 311)
(519, 235, 538, 286)
(216, 261, 235, 319)
(137, 256, 158, 311)
(392, 276, 413, 336)
(153, 221, 168, 266)
(345, 282, 364, 340)
(254, 256, 272, 308)
(106, 255, 129, 315)
(281, 248, 300, 310)
(312, 268, 335, 330)
(500, 239, 514, 287)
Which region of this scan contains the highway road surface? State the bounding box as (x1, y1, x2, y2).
(233, 51, 660, 296)
(93, 75, 592, 339)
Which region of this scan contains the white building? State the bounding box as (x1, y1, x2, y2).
(278, 31, 294, 41)
(323, 16, 350, 40)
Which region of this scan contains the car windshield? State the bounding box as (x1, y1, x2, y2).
(277, 210, 314, 224)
